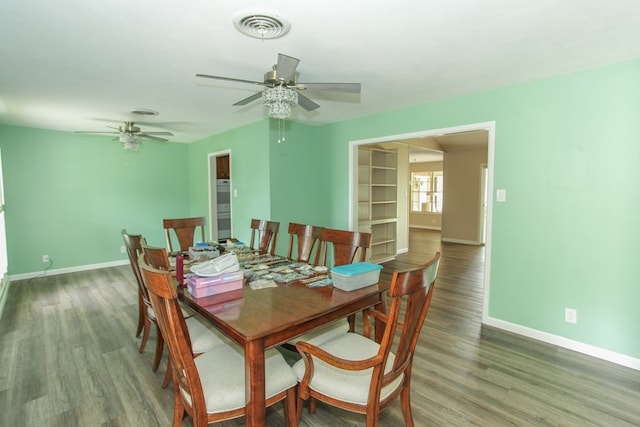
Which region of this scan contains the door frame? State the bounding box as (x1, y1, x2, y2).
(479, 164, 489, 245)
(349, 121, 496, 323)
(208, 149, 232, 242)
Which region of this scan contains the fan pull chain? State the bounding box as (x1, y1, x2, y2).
(278, 119, 286, 143)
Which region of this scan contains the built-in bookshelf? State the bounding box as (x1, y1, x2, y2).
(358, 147, 398, 263)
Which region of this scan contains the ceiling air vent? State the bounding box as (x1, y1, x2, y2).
(233, 11, 291, 40)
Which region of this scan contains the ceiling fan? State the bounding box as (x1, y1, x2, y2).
(76, 121, 173, 151)
(196, 53, 361, 119)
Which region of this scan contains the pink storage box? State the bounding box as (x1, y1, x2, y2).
(187, 279, 243, 297)
(186, 271, 244, 298)
(187, 270, 244, 288)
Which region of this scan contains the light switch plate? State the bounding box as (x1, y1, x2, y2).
(496, 189, 506, 202)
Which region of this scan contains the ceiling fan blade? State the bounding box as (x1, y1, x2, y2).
(297, 93, 320, 111)
(276, 54, 300, 82)
(233, 92, 263, 106)
(196, 73, 265, 86)
(140, 131, 173, 136)
(297, 82, 361, 93)
(139, 133, 169, 142)
(75, 131, 119, 134)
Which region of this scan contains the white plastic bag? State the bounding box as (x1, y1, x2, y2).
(190, 253, 239, 276)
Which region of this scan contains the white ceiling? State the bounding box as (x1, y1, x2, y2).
(1, 1, 639, 143)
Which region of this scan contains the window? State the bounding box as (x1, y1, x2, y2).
(411, 171, 443, 213)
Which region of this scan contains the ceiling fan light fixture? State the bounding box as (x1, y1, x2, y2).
(262, 86, 298, 119)
(119, 133, 141, 150)
(123, 141, 140, 151)
(233, 11, 290, 40)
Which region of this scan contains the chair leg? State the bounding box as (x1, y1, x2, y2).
(400, 385, 415, 427)
(172, 389, 186, 427)
(283, 387, 297, 427)
(162, 358, 172, 389)
(138, 316, 151, 353)
(152, 324, 164, 372)
(365, 411, 380, 427)
(309, 397, 317, 414)
(296, 396, 305, 424)
(136, 292, 145, 337)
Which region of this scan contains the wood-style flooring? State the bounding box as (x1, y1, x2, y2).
(1, 229, 639, 426)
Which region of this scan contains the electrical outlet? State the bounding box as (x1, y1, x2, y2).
(565, 308, 577, 324)
(120, 245, 126, 254)
(42, 255, 49, 263)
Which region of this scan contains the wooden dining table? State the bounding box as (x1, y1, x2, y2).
(178, 269, 389, 427)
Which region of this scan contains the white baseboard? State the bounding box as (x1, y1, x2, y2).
(441, 237, 481, 245)
(484, 317, 640, 371)
(9, 260, 129, 282)
(0, 273, 9, 321)
(409, 225, 441, 231)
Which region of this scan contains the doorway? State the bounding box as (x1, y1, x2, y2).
(208, 150, 233, 243)
(349, 121, 495, 321)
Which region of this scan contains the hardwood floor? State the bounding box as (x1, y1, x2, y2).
(1, 228, 639, 426)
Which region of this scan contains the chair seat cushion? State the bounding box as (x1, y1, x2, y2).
(183, 346, 297, 414)
(185, 316, 230, 353)
(292, 332, 403, 405)
(288, 319, 349, 346)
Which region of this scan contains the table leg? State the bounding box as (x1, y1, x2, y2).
(245, 339, 266, 427)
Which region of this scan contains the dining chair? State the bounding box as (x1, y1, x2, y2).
(286, 222, 323, 265)
(121, 229, 150, 345)
(122, 232, 187, 371)
(163, 216, 206, 254)
(138, 257, 298, 427)
(249, 218, 280, 255)
(289, 228, 373, 347)
(294, 252, 441, 426)
(141, 244, 228, 388)
(318, 227, 371, 267)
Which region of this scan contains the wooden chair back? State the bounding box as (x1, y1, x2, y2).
(121, 229, 146, 297)
(297, 252, 441, 425)
(137, 258, 205, 422)
(286, 223, 323, 264)
(365, 252, 440, 367)
(318, 228, 371, 266)
(163, 216, 206, 253)
(249, 219, 280, 255)
(121, 229, 148, 337)
(141, 244, 171, 271)
(138, 242, 174, 374)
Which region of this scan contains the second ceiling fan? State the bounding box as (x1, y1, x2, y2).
(196, 53, 361, 119)
(75, 121, 173, 151)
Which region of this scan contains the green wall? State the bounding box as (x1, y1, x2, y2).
(267, 120, 335, 255)
(0, 126, 190, 273)
(2, 57, 639, 362)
